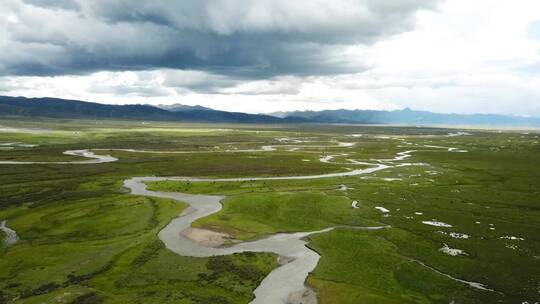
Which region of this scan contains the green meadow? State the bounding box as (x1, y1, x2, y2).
(0, 117, 539, 303)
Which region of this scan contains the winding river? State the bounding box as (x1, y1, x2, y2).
(124, 177, 389, 303)
(0, 140, 494, 301)
(0, 220, 19, 246)
(120, 149, 428, 303)
(0, 149, 117, 165)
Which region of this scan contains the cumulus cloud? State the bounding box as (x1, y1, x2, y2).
(2, 0, 540, 116)
(22, 0, 80, 10)
(0, 0, 439, 77)
(220, 76, 304, 95)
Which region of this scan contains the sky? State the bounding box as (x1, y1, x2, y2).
(1, 0, 540, 116)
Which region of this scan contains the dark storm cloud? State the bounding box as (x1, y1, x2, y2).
(0, 0, 441, 78)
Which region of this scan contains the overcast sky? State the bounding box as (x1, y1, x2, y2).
(1, 0, 540, 115)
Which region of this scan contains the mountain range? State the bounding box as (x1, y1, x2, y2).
(1, 95, 539, 126)
(272, 108, 540, 126)
(0, 96, 306, 124)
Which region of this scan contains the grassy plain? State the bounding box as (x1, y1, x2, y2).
(0, 117, 539, 303)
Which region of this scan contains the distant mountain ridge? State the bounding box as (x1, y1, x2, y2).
(1, 95, 539, 126)
(271, 108, 540, 126)
(157, 104, 213, 112)
(0, 96, 307, 124)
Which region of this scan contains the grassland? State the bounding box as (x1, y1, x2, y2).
(0, 117, 539, 303)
